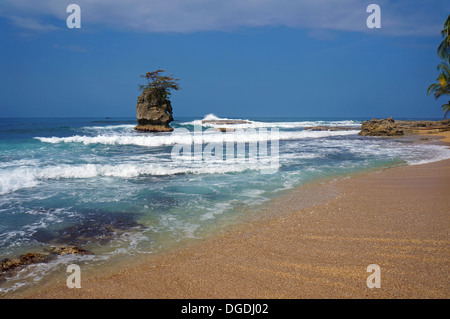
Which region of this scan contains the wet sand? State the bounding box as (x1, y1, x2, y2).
(418, 130, 450, 143)
(24, 155, 450, 299)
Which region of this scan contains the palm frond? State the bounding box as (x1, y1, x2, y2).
(437, 61, 450, 75)
(442, 102, 450, 119)
(438, 14, 450, 61)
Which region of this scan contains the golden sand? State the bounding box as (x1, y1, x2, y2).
(418, 130, 450, 143)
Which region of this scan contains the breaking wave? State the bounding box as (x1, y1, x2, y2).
(179, 114, 361, 129)
(35, 129, 358, 147)
(0, 160, 277, 195)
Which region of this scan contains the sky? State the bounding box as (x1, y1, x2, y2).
(0, 0, 449, 119)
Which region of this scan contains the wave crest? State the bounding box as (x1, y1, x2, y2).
(35, 129, 358, 147)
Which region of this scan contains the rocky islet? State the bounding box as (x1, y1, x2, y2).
(135, 88, 175, 132)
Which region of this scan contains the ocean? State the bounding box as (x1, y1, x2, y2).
(1, 115, 449, 295)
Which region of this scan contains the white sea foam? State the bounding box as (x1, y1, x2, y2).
(157, 214, 201, 239)
(406, 145, 450, 165)
(179, 114, 361, 129)
(200, 202, 234, 220)
(83, 124, 135, 130)
(0, 159, 41, 169)
(35, 129, 358, 147)
(0, 159, 276, 195)
(0, 170, 40, 195)
(203, 113, 222, 121)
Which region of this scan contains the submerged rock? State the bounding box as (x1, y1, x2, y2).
(0, 246, 92, 280)
(135, 88, 174, 132)
(305, 126, 358, 131)
(31, 210, 143, 246)
(47, 245, 92, 256)
(1, 253, 49, 274)
(358, 117, 404, 136)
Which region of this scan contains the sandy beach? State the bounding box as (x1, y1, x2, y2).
(21, 138, 449, 299)
(419, 130, 450, 143)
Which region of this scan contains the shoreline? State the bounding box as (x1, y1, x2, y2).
(417, 130, 450, 144)
(20, 140, 450, 298)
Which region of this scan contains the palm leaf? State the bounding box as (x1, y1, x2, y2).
(438, 14, 450, 61)
(442, 102, 450, 119)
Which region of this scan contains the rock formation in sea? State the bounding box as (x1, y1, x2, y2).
(358, 117, 404, 136)
(0, 245, 91, 280)
(304, 126, 358, 131)
(135, 88, 174, 132)
(46, 245, 92, 256)
(1, 253, 49, 274)
(395, 119, 450, 132)
(358, 118, 450, 136)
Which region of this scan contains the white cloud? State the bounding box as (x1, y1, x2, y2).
(0, 0, 448, 36)
(8, 16, 61, 31)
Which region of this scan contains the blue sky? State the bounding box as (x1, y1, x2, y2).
(0, 0, 449, 119)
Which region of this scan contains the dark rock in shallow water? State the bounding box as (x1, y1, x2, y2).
(135, 88, 174, 132)
(304, 126, 359, 131)
(358, 117, 404, 136)
(0, 245, 91, 280)
(1, 253, 49, 274)
(32, 210, 143, 246)
(0, 210, 142, 278)
(134, 124, 174, 132)
(46, 245, 92, 256)
(358, 118, 450, 136)
(395, 119, 450, 132)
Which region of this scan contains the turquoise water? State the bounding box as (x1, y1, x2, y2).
(1, 115, 449, 295)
